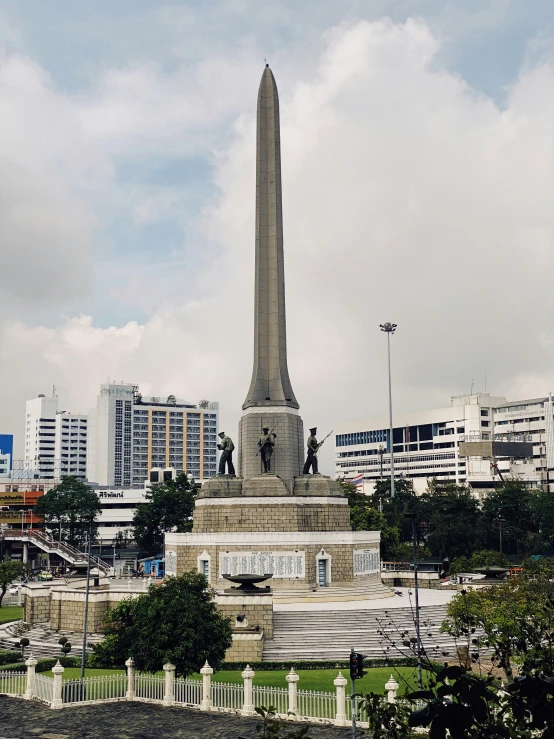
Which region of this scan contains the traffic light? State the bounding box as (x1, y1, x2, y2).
(349, 651, 367, 680)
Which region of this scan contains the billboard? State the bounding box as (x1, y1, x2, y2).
(0, 434, 14, 468)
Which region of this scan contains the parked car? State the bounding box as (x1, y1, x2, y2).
(37, 571, 53, 581)
(8, 585, 19, 595)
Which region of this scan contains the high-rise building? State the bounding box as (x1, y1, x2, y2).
(25, 394, 60, 481)
(24, 395, 88, 482)
(335, 392, 554, 495)
(54, 412, 88, 480)
(86, 383, 219, 487)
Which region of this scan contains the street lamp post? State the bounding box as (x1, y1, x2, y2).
(380, 323, 397, 499)
(80, 516, 93, 683)
(404, 512, 423, 690)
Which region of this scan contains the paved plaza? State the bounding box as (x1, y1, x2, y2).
(0, 698, 355, 739)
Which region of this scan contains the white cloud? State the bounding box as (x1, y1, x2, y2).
(2, 18, 554, 473)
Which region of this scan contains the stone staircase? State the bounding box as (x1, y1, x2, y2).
(263, 604, 458, 661)
(0, 621, 101, 660)
(272, 581, 394, 604)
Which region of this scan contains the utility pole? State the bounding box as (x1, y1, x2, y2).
(405, 513, 423, 689)
(80, 517, 93, 683)
(380, 323, 397, 499)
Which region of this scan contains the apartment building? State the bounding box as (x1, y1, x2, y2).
(86, 383, 219, 487)
(335, 392, 554, 495)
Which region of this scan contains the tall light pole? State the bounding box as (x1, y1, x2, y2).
(380, 323, 397, 499)
(405, 512, 423, 689)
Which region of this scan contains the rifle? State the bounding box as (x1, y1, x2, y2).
(314, 430, 333, 455)
(256, 426, 276, 456)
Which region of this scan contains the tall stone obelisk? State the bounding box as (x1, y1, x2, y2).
(238, 65, 304, 491)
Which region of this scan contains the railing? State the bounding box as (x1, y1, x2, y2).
(4, 530, 110, 572)
(346, 694, 369, 723)
(0, 670, 26, 695)
(253, 684, 288, 715)
(175, 678, 202, 705)
(211, 680, 244, 710)
(63, 674, 127, 703)
(297, 688, 336, 720)
(135, 674, 165, 701)
(34, 674, 54, 703)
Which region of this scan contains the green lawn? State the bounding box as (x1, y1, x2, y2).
(0, 606, 23, 625)
(44, 665, 417, 694)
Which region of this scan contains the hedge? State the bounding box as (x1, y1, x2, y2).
(0, 656, 81, 673)
(0, 651, 22, 666)
(220, 657, 431, 671)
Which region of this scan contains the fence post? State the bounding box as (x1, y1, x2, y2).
(200, 660, 213, 711)
(163, 662, 176, 705)
(241, 664, 255, 715)
(385, 675, 399, 703)
(125, 657, 136, 700)
(25, 655, 37, 699)
(334, 671, 348, 727)
(286, 668, 299, 717)
(51, 660, 64, 709)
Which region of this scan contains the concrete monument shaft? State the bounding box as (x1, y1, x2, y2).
(243, 65, 298, 411)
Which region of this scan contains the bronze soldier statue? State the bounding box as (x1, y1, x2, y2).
(217, 432, 236, 476)
(258, 426, 276, 473)
(303, 427, 319, 474)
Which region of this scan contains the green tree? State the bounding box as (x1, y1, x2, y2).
(530, 491, 554, 551)
(338, 480, 400, 559)
(91, 572, 232, 676)
(449, 549, 510, 575)
(0, 559, 31, 607)
(418, 481, 484, 560)
(442, 573, 554, 676)
(132, 473, 197, 554)
(481, 480, 538, 555)
(34, 476, 101, 547)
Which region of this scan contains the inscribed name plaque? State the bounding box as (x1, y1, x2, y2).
(353, 549, 380, 576)
(219, 551, 305, 579)
(165, 550, 177, 576)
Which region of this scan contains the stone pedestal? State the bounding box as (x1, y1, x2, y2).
(238, 409, 304, 493)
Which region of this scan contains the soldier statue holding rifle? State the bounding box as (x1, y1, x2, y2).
(258, 426, 276, 473)
(303, 427, 333, 475)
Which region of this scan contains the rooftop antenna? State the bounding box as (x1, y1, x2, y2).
(470, 378, 474, 396)
(52, 384, 57, 397)
(484, 372, 487, 395)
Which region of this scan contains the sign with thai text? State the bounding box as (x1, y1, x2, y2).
(165, 550, 177, 576)
(353, 549, 380, 576)
(219, 551, 305, 579)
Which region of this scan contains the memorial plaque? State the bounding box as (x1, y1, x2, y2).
(165, 550, 177, 576)
(219, 550, 305, 579)
(353, 549, 380, 576)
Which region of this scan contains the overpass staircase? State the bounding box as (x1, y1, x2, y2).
(2, 530, 110, 573)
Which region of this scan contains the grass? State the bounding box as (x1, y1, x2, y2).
(0, 606, 23, 625)
(42, 665, 418, 693)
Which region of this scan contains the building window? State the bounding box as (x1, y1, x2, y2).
(481, 409, 489, 416)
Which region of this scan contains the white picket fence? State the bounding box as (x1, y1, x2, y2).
(0, 670, 26, 695)
(63, 674, 127, 703)
(7, 655, 401, 727)
(135, 674, 165, 701)
(34, 673, 54, 703)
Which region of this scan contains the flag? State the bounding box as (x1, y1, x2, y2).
(350, 473, 364, 487)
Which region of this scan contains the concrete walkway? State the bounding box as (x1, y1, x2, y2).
(274, 586, 457, 612)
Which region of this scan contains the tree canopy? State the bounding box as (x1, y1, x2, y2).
(91, 572, 232, 676)
(0, 559, 31, 607)
(33, 476, 101, 547)
(341, 474, 554, 568)
(132, 473, 197, 554)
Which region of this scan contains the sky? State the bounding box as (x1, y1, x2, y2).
(1, 0, 554, 472)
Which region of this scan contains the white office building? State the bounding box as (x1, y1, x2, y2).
(86, 383, 219, 487)
(93, 485, 148, 543)
(54, 412, 88, 480)
(335, 393, 554, 496)
(25, 394, 59, 480)
(24, 395, 88, 482)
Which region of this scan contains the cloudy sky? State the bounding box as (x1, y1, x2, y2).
(1, 0, 554, 472)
